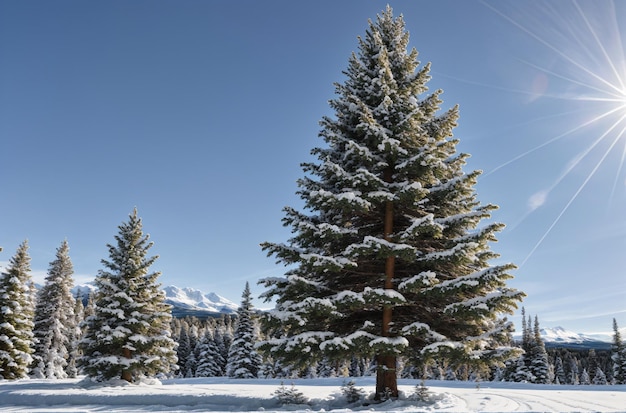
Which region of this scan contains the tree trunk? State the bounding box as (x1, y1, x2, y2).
(121, 348, 132, 382)
(375, 167, 398, 400)
(375, 354, 398, 399)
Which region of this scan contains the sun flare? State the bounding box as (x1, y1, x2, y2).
(483, 0, 626, 266)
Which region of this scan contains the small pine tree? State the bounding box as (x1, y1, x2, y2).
(611, 318, 626, 384)
(592, 366, 608, 385)
(412, 379, 431, 402)
(273, 382, 309, 405)
(580, 368, 590, 385)
(554, 356, 566, 385)
(195, 330, 225, 377)
(66, 291, 84, 378)
(568, 358, 580, 385)
(31, 240, 77, 379)
(175, 323, 193, 376)
(0, 241, 35, 379)
(79, 209, 177, 382)
(529, 316, 549, 384)
(226, 282, 262, 378)
(341, 379, 365, 403)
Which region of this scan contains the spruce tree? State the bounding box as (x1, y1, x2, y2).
(226, 282, 262, 378)
(611, 318, 626, 384)
(0, 241, 35, 379)
(554, 355, 566, 385)
(195, 330, 225, 377)
(592, 366, 607, 385)
(260, 6, 524, 398)
(529, 316, 549, 384)
(31, 240, 77, 379)
(79, 209, 177, 382)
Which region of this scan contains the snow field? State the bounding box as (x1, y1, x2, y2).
(0, 377, 624, 412)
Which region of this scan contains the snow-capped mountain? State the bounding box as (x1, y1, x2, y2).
(163, 285, 238, 318)
(72, 283, 239, 319)
(515, 326, 612, 350)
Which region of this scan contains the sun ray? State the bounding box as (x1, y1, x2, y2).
(518, 59, 626, 100)
(486, 104, 626, 176)
(573, 0, 626, 91)
(520, 115, 626, 267)
(481, 1, 626, 96)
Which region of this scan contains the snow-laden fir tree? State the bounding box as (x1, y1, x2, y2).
(580, 368, 590, 385)
(66, 291, 85, 378)
(79, 209, 177, 382)
(0, 240, 35, 379)
(529, 316, 549, 384)
(226, 282, 262, 378)
(195, 329, 225, 377)
(175, 324, 193, 377)
(31, 240, 78, 379)
(259, 6, 524, 398)
(592, 366, 607, 385)
(611, 318, 626, 384)
(553, 355, 565, 385)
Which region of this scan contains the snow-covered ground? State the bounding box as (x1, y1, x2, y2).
(0, 377, 624, 412)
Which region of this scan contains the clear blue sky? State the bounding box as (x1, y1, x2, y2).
(1, 0, 625, 335)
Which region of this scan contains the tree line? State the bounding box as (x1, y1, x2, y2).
(2, 216, 625, 385)
(0, 211, 264, 382)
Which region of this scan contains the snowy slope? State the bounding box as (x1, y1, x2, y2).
(0, 377, 624, 412)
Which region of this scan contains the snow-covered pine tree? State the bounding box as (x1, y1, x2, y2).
(79, 209, 177, 382)
(226, 282, 262, 378)
(259, 6, 524, 398)
(195, 330, 225, 377)
(213, 324, 229, 376)
(175, 323, 193, 377)
(31, 240, 77, 379)
(587, 349, 598, 383)
(529, 316, 549, 384)
(554, 355, 566, 385)
(66, 291, 85, 378)
(611, 318, 626, 384)
(580, 368, 590, 385)
(0, 240, 35, 379)
(592, 366, 607, 385)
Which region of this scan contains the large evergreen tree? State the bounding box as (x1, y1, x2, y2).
(226, 282, 262, 378)
(260, 7, 524, 398)
(0, 241, 35, 379)
(31, 240, 78, 378)
(79, 209, 177, 382)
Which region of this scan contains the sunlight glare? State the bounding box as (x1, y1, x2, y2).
(483, 0, 626, 266)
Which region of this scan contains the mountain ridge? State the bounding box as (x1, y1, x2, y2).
(73, 283, 239, 319)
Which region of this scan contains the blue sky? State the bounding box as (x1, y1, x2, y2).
(1, 0, 625, 335)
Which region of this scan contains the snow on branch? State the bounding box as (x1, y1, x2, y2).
(419, 241, 478, 261)
(344, 235, 416, 259)
(428, 266, 501, 293)
(398, 271, 439, 291)
(299, 253, 356, 270)
(309, 189, 371, 210)
(401, 322, 447, 341)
